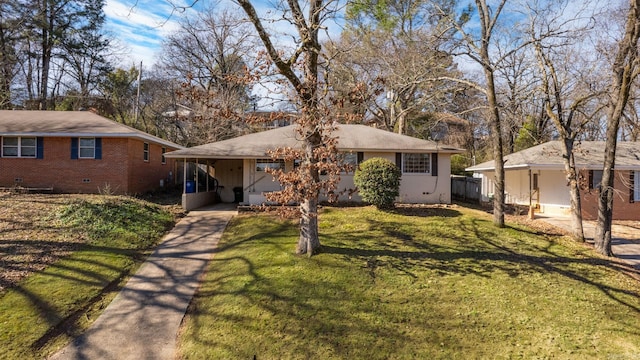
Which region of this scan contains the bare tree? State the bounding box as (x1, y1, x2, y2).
(435, 0, 512, 227)
(327, 0, 460, 134)
(595, 0, 640, 256)
(528, 0, 605, 241)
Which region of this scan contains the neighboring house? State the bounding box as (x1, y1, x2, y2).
(0, 110, 184, 194)
(165, 124, 464, 210)
(466, 140, 640, 220)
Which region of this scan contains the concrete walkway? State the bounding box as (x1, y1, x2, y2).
(49, 203, 237, 360)
(539, 216, 640, 268)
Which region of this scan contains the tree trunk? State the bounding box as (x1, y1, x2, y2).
(297, 198, 320, 256)
(595, 0, 640, 256)
(561, 139, 585, 241)
(485, 68, 505, 228)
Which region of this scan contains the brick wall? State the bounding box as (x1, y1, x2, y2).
(0, 136, 179, 194)
(579, 169, 640, 221)
(125, 138, 178, 194)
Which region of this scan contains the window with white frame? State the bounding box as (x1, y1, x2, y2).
(402, 153, 430, 173)
(79, 138, 96, 159)
(143, 143, 149, 161)
(2, 137, 36, 158)
(256, 159, 285, 172)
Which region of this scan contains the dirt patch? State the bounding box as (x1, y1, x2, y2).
(0, 192, 184, 293)
(0, 193, 86, 292)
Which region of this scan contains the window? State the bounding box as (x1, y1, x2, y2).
(256, 159, 284, 172)
(143, 143, 149, 161)
(161, 147, 166, 164)
(78, 138, 96, 159)
(402, 153, 430, 173)
(634, 171, 640, 202)
(590, 170, 603, 190)
(2, 137, 37, 158)
(341, 152, 362, 173)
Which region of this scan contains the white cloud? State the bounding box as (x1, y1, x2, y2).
(105, 0, 187, 66)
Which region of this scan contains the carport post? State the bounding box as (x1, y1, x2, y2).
(183, 159, 187, 193)
(528, 169, 534, 219)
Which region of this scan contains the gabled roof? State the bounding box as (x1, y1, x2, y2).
(467, 140, 640, 172)
(165, 124, 464, 159)
(0, 110, 184, 149)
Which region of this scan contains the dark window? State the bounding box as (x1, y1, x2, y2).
(143, 143, 149, 161)
(591, 170, 603, 190)
(161, 147, 166, 164)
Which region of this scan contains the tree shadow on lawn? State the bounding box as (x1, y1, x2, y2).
(180, 213, 640, 358)
(321, 216, 640, 315)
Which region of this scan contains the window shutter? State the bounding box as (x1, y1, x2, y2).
(71, 138, 78, 159)
(432, 153, 438, 176)
(95, 138, 102, 159)
(357, 152, 363, 164)
(36, 137, 44, 159)
(396, 153, 402, 171)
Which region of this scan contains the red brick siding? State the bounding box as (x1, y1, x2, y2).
(125, 139, 179, 194)
(579, 169, 640, 220)
(0, 136, 179, 194)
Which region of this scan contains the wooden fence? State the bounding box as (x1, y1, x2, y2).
(451, 176, 481, 203)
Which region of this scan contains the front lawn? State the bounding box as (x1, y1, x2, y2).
(178, 205, 640, 359)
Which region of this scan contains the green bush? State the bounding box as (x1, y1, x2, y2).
(354, 157, 401, 209)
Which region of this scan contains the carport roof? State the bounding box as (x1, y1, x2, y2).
(164, 124, 464, 159)
(467, 140, 640, 172)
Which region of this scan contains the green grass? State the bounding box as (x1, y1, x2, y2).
(178, 206, 640, 359)
(0, 196, 175, 359)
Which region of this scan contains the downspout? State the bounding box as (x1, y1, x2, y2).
(195, 158, 199, 193)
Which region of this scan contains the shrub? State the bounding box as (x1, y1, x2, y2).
(354, 157, 401, 209)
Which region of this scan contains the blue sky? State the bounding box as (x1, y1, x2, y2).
(104, 0, 202, 67)
(104, 0, 345, 68)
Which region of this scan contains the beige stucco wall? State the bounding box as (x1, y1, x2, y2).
(239, 152, 453, 205)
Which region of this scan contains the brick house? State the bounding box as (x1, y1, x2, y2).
(467, 141, 640, 220)
(0, 110, 184, 194)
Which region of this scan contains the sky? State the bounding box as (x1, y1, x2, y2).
(104, 0, 200, 67)
(104, 0, 345, 69)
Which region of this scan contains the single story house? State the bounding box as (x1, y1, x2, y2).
(0, 110, 184, 194)
(164, 124, 464, 210)
(466, 140, 640, 220)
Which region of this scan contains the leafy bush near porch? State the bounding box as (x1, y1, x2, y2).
(354, 157, 401, 209)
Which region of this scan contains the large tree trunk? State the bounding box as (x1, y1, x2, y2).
(561, 139, 585, 241)
(484, 68, 505, 227)
(595, 0, 640, 256)
(297, 198, 320, 255)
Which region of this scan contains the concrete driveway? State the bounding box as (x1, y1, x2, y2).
(539, 215, 640, 268)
